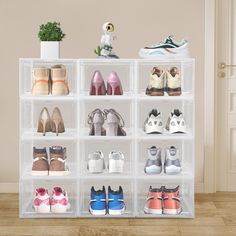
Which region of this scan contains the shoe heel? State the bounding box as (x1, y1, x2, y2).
(106, 123, 118, 136)
(94, 84, 100, 96)
(107, 82, 119, 95)
(94, 123, 102, 136)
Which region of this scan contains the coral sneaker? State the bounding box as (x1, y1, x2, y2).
(144, 186, 163, 214)
(108, 186, 125, 215)
(163, 186, 181, 215)
(33, 188, 50, 213)
(51, 187, 70, 213)
(146, 67, 165, 96)
(89, 186, 106, 215)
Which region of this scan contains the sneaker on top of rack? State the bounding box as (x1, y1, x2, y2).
(90, 186, 106, 215)
(144, 109, 163, 134)
(51, 187, 70, 213)
(139, 35, 190, 59)
(33, 188, 50, 213)
(144, 186, 163, 214)
(144, 146, 162, 174)
(49, 146, 69, 176)
(164, 146, 182, 175)
(163, 186, 181, 215)
(31, 147, 49, 176)
(146, 67, 165, 96)
(166, 109, 186, 134)
(108, 186, 125, 215)
(108, 151, 124, 173)
(87, 151, 105, 173)
(166, 66, 181, 96)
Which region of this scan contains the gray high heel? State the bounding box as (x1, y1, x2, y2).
(88, 109, 106, 136)
(104, 109, 126, 136)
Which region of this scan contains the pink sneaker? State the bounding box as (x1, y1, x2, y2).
(33, 188, 50, 213)
(51, 187, 70, 213)
(90, 71, 106, 95)
(107, 71, 123, 95)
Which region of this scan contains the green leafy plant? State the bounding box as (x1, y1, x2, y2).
(94, 45, 102, 56)
(38, 22, 65, 41)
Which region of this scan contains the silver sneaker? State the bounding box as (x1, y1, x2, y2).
(144, 146, 162, 174)
(164, 146, 181, 174)
(108, 151, 124, 173)
(87, 151, 105, 173)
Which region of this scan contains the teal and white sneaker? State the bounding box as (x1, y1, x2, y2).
(139, 36, 190, 58)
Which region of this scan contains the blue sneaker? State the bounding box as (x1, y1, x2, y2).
(108, 186, 125, 215)
(89, 186, 106, 215)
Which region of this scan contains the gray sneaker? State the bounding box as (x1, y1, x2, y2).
(87, 151, 105, 173)
(144, 146, 162, 174)
(164, 146, 181, 174)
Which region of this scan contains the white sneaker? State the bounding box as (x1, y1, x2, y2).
(166, 66, 181, 96)
(33, 188, 50, 213)
(108, 151, 124, 173)
(144, 109, 163, 134)
(164, 146, 182, 174)
(51, 187, 70, 213)
(166, 109, 186, 134)
(87, 151, 105, 173)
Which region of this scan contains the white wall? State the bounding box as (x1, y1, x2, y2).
(0, 0, 205, 192)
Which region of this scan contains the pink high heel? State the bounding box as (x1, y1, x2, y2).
(107, 72, 123, 95)
(89, 71, 106, 95)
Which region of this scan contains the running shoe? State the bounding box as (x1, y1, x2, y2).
(166, 109, 186, 133)
(33, 187, 50, 213)
(166, 66, 181, 96)
(164, 146, 182, 174)
(87, 151, 105, 173)
(139, 36, 190, 58)
(146, 67, 165, 96)
(144, 186, 163, 214)
(51, 187, 70, 213)
(144, 109, 163, 134)
(144, 146, 162, 174)
(89, 186, 106, 215)
(108, 151, 124, 173)
(163, 186, 181, 215)
(108, 186, 125, 215)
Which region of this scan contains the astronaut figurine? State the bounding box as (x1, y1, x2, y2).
(94, 22, 119, 59)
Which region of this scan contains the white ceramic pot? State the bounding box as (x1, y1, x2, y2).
(40, 41, 60, 59)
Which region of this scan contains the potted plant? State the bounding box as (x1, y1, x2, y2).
(38, 21, 65, 59)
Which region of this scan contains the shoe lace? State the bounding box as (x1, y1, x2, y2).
(103, 109, 125, 128)
(87, 109, 104, 125)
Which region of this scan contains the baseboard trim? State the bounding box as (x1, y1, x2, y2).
(0, 183, 18, 193)
(0, 182, 205, 193)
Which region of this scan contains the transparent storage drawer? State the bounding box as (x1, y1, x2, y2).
(137, 59, 195, 96)
(20, 100, 78, 139)
(20, 139, 78, 179)
(80, 99, 134, 138)
(79, 59, 135, 96)
(137, 139, 194, 177)
(19, 179, 78, 218)
(80, 139, 134, 177)
(79, 178, 134, 217)
(137, 99, 194, 138)
(19, 59, 78, 97)
(136, 178, 194, 218)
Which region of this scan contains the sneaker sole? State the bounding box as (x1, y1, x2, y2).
(49, 171, 70, 176)
(165, 165, 181, 175)
(31, 171, 48, 176)
(89, 207, 106, 216)
(108, 207, 125, 215)
(51, 203, 70, 213)
(34, 204, 50, 213)
(163, 208, 182, 215)
(144, 206, 162, 214)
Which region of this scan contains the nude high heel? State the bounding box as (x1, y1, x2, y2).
(37, 107, 51, 136)
(104, 109, 126, 136)
(106, 72, 123, 95)
(88, 109, 106, 136)
(51, 107, 65, 136)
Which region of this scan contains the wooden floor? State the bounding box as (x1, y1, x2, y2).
(0, 193, 236, 236)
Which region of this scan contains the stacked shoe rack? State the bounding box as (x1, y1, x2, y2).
(19, 58, 195, 218)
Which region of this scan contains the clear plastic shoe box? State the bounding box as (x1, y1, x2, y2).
(19, 58, 195, 218)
